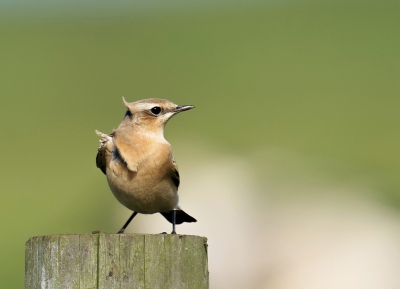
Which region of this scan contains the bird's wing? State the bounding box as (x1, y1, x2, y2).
(113, 133, 138, 172)
(95, 130, 113, 175)
(171, 156, 180, 188)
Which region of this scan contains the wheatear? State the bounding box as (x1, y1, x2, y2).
(95, 98, 196, 234)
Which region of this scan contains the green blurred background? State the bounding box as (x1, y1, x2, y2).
(1, 0, 399, 288)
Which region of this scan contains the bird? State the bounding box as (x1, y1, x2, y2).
(95, 97, 197, 234)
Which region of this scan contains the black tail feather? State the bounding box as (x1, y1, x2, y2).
(160, 210, 197, 224)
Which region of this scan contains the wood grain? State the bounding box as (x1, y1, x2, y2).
(25, 234, 208, 289)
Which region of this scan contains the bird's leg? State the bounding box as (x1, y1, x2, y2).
(117, 211, 138, 234)
(171, 210, 177, 234)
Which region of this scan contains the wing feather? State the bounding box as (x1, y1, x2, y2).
(171, 156, 180, 188)
(95, 130, 113, 175)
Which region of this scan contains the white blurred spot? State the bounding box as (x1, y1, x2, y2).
(115, 142, 400, 289)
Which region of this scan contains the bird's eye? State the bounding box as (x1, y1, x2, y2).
(151, 106, 161, 115)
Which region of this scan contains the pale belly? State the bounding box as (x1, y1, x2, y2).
(106, 168, 178, 214)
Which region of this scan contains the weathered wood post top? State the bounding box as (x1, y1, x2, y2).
(25, 233, 208, 289)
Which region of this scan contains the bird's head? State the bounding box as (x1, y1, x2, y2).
(119, 97, 194, 132)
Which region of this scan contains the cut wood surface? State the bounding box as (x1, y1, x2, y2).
(25, 233, 208, 289)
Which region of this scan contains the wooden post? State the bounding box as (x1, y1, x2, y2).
(25, 234, 208, 289)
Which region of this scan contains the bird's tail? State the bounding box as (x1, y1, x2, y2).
(160, 210, 197, 224)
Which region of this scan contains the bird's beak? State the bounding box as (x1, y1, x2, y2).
(174, 105, 195, 113)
